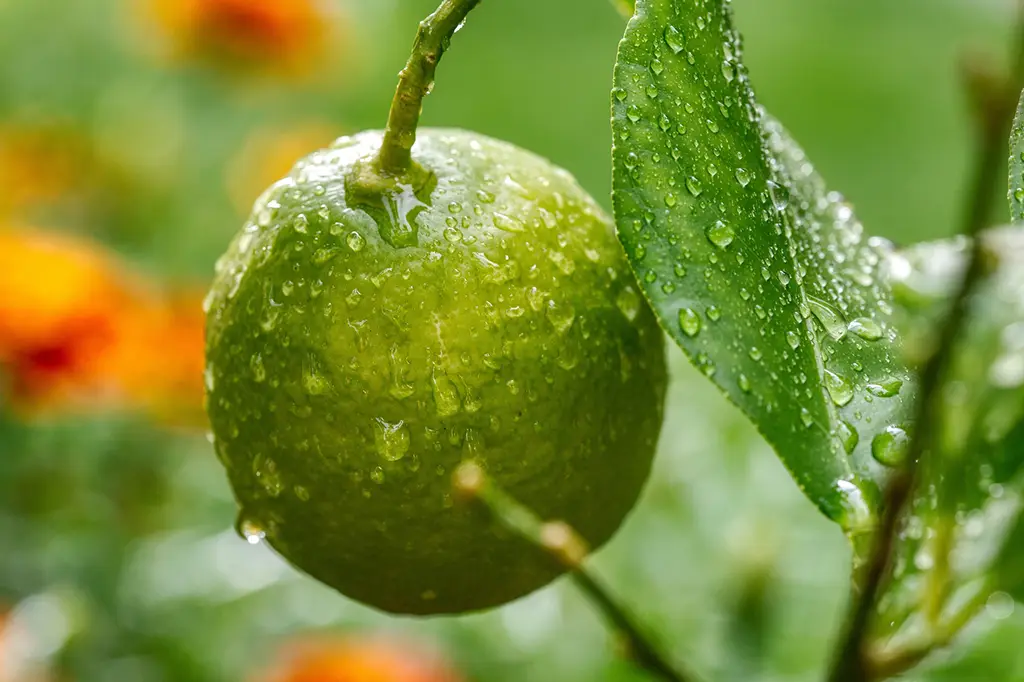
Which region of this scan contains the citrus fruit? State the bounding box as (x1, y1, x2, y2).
(204, 128, 666, 614)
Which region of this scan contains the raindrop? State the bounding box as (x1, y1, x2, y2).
(346, 231, 366, 252)
(679, 308, 701, 337)
(735, 168, 751, 187)
(808, 296, 848, 341)
(685, 176, 704, 197)
(431, 368, 462, 417)
(800, 408, 814, 428)
(866, 377, 903, 398)
(737, 373, 751, 392)
(786, 330, 801, 349)
(616, 286, 641, 321)
(849, 317, 883, 341)
(374, 418, 410, 461)
(663, 25, 685, 54)
(871, 425, 909, 467)
(824, 369, 854, 407)
(835, 479, 872, 533)
(250, 353, 266, 382)
(837, 420, 859, 455)
(705, 220, 735, 248)
(767, 180, 790, 211)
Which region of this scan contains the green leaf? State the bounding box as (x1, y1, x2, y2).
(876, 228, 1024, 647)
(611, 0, 913, 530)
(1009, 89, 1024, 222)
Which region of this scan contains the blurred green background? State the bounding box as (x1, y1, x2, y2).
(1, 0, 1022, 681)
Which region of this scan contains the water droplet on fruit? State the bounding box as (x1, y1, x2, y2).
(374, 418, 410, 462)
(236, 516, 265, 545)
(616, 286, 641, 321)
(546, 300, 576, 334)
(250, 354, 266, 383)
(293, 214, 309, 233)
(346, 231, 366, 252)
(432, 368, 462, 417)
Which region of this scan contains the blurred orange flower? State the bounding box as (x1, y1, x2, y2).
(0, 125, 89, 219)
(257, 635, 464, 682)
(147, 0, 337, 76)
(227, 123, 339, 216)
(0, 227, 205, 426)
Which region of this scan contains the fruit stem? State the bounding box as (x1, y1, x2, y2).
(453, 462, 699, 682)
(377, 0, 483, 176)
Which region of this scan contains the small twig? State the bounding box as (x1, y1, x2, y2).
(825, 6, 1024, 682)
(453, 461, 698, 682)
(378, 0, 482, 175)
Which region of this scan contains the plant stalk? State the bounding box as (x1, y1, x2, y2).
(825, 3, 1024, 680)
(453, 462, 698, 682)
(378, 0, 482, 176)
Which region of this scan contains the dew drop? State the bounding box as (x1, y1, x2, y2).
(250, 353, 266, 382)
(735, 168, 751, 187)
(616, 286, 641, 321)
(374, 418, 410, 461)
(866, 377, 903, 398)
(679, 308, 702, 337)
(431, 369, 462, 417)
(835, 479, 873, 533)
(685, 176, 704, 197)
(346, 231, 366, 252)
(800, 408, 814, 428)
(663, 25, 685, 54)
(824, 369, 854, 407)
(705, 220, 735, 248)
(837, 420, 859, 455)
(848, 317, 883, 341)
(808, 296, 848, 341)
(871, 425, 909, 467)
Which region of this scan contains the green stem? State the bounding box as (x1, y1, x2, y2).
(452, 462, 698, 682)
(825, 4, 1024, 680)
(377, 0, 483, 176)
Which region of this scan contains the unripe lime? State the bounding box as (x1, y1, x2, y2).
(204, 129, 666, 615)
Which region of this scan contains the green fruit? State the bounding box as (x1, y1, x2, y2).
(204, 129, 666, 615)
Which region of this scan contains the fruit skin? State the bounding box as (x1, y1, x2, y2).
(204, 129, 666, 615)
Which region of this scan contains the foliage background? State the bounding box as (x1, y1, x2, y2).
(0, 0, 1021, 680)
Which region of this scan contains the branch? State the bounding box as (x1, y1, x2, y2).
(378, 0, 483, 175)
(825, 4, 1024, 681)
(452, 462, 699, 682)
